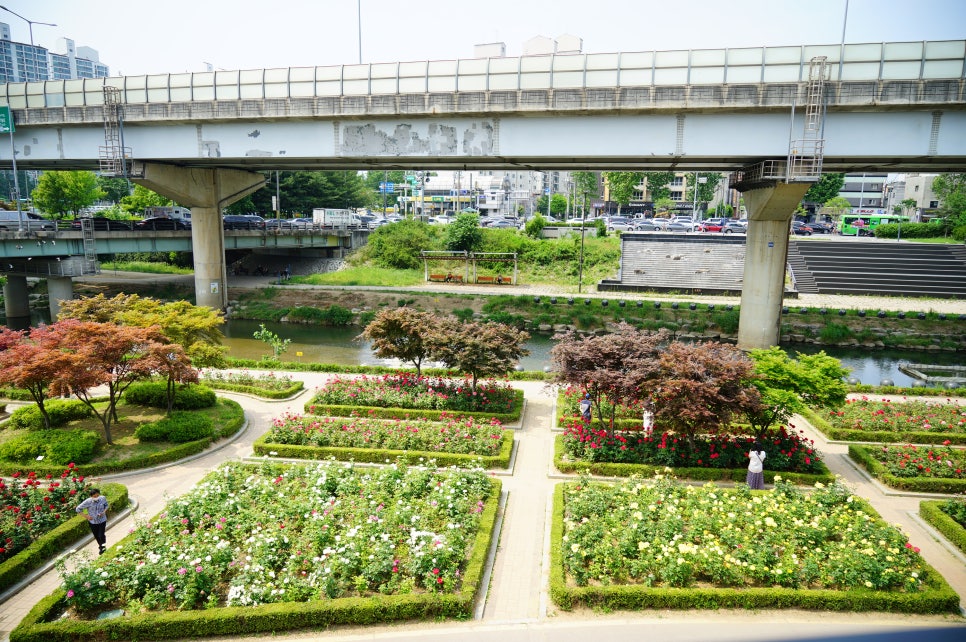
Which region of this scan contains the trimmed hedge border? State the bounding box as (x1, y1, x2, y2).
(0, 399, 244, 478)
(800, 406, 966, 446)
(10, 474, 503, 642)
(553, 435, 835, 485)
(304, 388, 525, 424)
(200, 380, 304, 399)
(920, 500, 966, 556)
(548, 483, 960, 613)
(0, 483, 128, 593)
(225, 358, 549, 381)
(252, 428, 515, 470)
(848, 445, 966, 494)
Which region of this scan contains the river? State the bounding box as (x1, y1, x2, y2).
(220, 319, 964, 387)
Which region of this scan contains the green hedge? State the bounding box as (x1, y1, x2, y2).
(304, 388, 525, 424)
(552, 435, 834, 485)
(548, 484, 959, 614)
(848, 445, 966, 494)
(0, 483, 128, 593)
(253, 429, 514, 469)
(8, 400, 93, 431)
(200, 380, 304, 399)
(920, 500, 966, 556)
(801, 407, 966, 446)
(224, 357, 548, 381)
(0, 399, 244, 478)
(10, 477, 503, 642)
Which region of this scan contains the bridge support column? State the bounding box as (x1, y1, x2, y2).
(132, 162, 265, 310)
(2, 275, 30, 319)
(737, 182, 811, 350)
(47, 277, 74, 320)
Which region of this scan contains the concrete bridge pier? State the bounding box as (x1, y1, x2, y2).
(47, 276, 74, 320)
(2, 274, 30, 320)
(132, 162, 266, 310)
(737, 182, 811, 350)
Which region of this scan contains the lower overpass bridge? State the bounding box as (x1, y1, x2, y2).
(0, 226, 368, 319)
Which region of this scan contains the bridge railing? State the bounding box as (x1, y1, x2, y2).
(2, 40, 963, 110)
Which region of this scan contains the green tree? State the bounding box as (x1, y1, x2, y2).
(534, 193, 568, 217)
(97, 176, 132, 203)
(253, 323, 290, 361)
(445, 212, 483, 252)
(899, 198, 918, 218)
(572, 171, 600, 200)
(120, 184, 171, 214)
(363, 219, 439, 270)
(822, 196, 853, 223)
(642, 171, 676, 202)
(685, 172, 723, 213)
(654, 197, 676, 215)
(431, 319, 530, 391)
(31, 171, 104, 219)
(803, 173, 845, 205)
(358, 307, 438, 376)
(744, 347, 849, 438)
(603, 171, 642, 214)
(932, 174, 966, 229)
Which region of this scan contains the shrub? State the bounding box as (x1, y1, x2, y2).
(0, 430, 99, 465)
(711, 309, 740, 334)
(135, 412, 214, 443)
(124, 381, 216, 410)
(9, 399, 93, 431)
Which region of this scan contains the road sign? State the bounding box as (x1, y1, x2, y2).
(0, 106, 14, 134)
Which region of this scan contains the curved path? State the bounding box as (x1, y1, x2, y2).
(2, 378, 966, 642)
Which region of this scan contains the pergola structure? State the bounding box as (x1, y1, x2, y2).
(420, 251, 518, 285)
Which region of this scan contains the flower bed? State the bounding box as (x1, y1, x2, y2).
(550, 475, 958, 613)
(14, 461, 501, 642)
(807, 397, 966, 445)
(253, 413, 514, 469)
(848, 443, 966, 494)
(0, 465, 127, 591)
(920, 499, 966, 556)
(199, 370, 304, 399)
(553, 436, 832, 485)
(306, 374, 524, 422)
(556, 388, 643, 430)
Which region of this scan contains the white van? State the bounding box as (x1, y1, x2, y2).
(0, 211, 56, 231)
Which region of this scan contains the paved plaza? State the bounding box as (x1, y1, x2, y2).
(2, 375, 966, 641)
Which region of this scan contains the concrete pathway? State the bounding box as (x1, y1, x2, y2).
(2, 379, 965, 642)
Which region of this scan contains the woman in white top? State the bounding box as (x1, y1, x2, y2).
(746, 443, 766, 490)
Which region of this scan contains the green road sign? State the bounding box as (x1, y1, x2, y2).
(0, 106, 14, 134)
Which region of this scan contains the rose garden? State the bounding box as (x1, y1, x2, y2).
(0, 298, 964, 640)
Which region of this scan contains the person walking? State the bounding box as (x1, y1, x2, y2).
(75, 487, 109, 555)
(579, 393, 592, 425)
(747, 443, 767, 490)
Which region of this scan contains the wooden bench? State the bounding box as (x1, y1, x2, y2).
(477, 276, 510, 284)
(429, 274, 463, 283)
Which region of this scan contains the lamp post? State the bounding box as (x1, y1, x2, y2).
(578, 191, 588, 293)
(0, 5, 55, 47)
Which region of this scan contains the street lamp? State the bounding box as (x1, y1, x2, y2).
(0, 5, 56, 47)
(578, 191, 588, 293)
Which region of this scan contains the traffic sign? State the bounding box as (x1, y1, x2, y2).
(0, 106, 14, 134)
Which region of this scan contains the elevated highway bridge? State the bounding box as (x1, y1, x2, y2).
(1, 38, 964, 347)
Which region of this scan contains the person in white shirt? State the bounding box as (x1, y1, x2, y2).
(747, 443, 767, 490)
(75, 488, 109, 555)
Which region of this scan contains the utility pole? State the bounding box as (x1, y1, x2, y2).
(578, 191, 588, 293)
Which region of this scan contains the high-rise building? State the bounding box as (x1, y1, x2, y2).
(0, 23, 109, 83)
(839, 172, 887, 208)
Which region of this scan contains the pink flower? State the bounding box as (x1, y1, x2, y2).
(66, 589, 74, 598)
(178, 567, 187, 575)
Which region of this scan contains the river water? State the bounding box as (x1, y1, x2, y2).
(220, 319, 963, 387)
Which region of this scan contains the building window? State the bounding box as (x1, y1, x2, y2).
(670, 177, 684, 186)
(929, 200, 939, 208)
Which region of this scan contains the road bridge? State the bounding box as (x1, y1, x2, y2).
(1, 38, 964, 347)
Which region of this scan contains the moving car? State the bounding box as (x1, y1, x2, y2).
(70, 216, 133, 231)
(135, 217, 191, 230)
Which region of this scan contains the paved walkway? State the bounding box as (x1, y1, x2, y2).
(2, 379, 965, 642)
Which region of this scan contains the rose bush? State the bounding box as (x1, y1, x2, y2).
(57, 461, 494, 616)
(562, 422, 822, 473)
(820, 397, 966, 436)
(200, 370, 296, 392)
(0, 464, 87, 563)
(264, 412, 506, 456)
(307, 374, 517, 414)
(870, 442, 966, 480)
(561, 474, 928, 591)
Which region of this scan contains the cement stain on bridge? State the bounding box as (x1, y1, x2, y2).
(340, 120, 496, 156)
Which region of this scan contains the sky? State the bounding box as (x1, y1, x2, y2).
(3, 0, 965, 76)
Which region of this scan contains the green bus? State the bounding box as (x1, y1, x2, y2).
(838, 213, 909, 236)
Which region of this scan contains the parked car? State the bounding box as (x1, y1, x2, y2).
(291, 218, 316, 229)
(635, 219, 666, 231)
(0, 211, 55, 231)
(265, 218, 296, 231)
(488, 219, 517, 228)
(69, 216, 132, 231)
(696, 218, 729, 233)
(223, 215, 267, 230)
(721, 221, 747, 234)
(665, 220, 698, 232)
(807, 221, 835, 234)
(135, 217, 191, 230)
(791, 221, 813, 236)
(606, 216, 638, 232)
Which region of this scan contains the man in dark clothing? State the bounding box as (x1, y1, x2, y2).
(75, 488, 109, 555)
